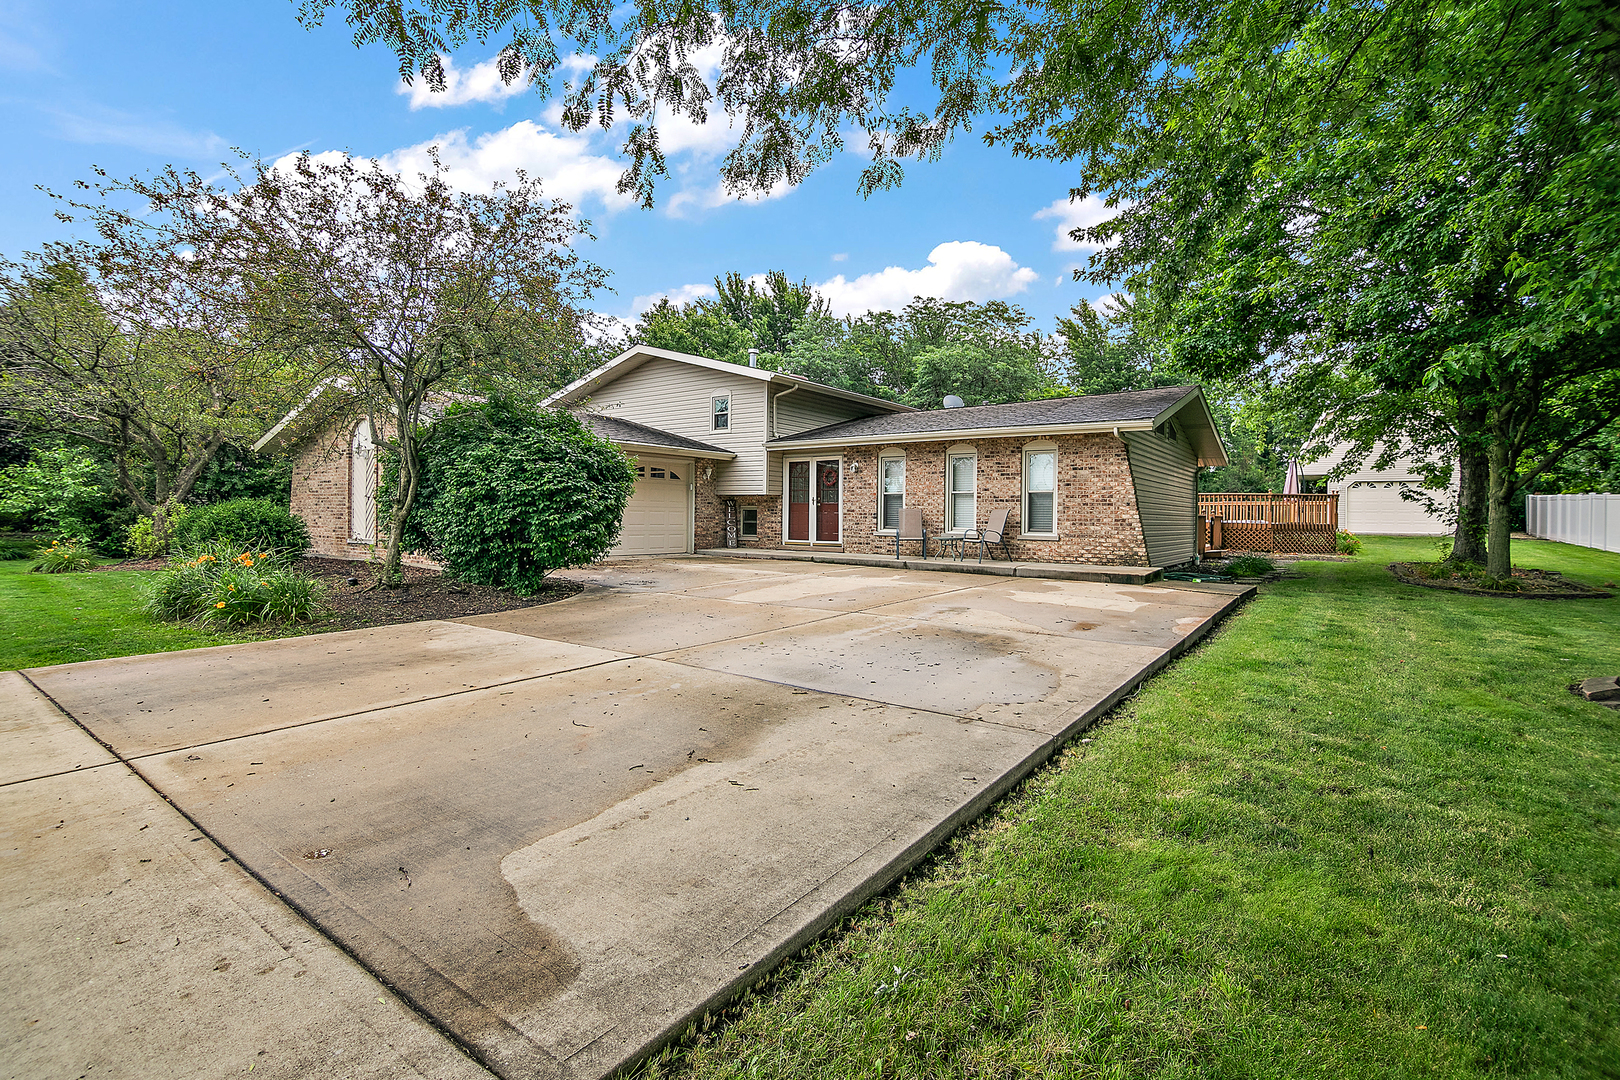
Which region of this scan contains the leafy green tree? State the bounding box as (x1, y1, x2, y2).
(635, 297, 753, 365)
(94, 152, 610, 584)
(0, 256, 293, 524)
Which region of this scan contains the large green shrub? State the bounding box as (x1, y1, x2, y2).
(146, 541, 323, 624)
(402, 402, 635, 594)
(172, 498, 310, 556)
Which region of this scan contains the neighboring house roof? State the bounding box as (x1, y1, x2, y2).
(582, 414, 736, 460)
(251, 381, 477, 454)
(1297, 439, 1451, 480)
(541, 345, 916, 415)
(766, 385, 1229, 466)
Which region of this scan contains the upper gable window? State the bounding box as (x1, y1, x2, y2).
(712, 394, 731, 430)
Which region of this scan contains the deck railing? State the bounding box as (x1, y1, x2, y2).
(1197, 493, 1339, 553)
(1197, 493, 1339, 527)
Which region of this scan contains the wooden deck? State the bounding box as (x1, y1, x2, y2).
(1198, 494, 1339, 554)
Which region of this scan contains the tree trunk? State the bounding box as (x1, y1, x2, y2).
(1449, 398, 1489, 563)
(380, 416, 418, 585)
(1485, 433, 1515, 580)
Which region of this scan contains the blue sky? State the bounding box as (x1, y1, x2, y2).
(0, 1, 1119, 330)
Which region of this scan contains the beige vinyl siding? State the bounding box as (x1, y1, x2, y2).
(766, 389, 894, 496)
(586, 358, 769, 495)
(773, 390, 879, 437)
(1122, 429, 1197, 566)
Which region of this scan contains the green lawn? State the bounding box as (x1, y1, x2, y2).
(0, 560, 256, 670)
(643, 536, 1620, 1080)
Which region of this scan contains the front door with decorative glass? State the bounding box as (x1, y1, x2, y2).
(786, 458, 841, 542)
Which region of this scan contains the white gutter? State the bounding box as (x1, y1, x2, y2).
(765, 418, 1158, 451)
(615, 440, 736, 461)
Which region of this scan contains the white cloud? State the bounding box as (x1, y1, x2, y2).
(397, 54, 529, 110)
(47, 104, 225, 158)
(831, 252, 848, 262)
(1034, 195, 1122, 253)
(630, 282, 716, 314)
(813, 242, 1039, 318)
(665, 173, 793, 217)
(376, 122, 634, 211)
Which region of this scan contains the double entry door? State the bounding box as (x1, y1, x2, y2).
(787, 459, 840, 543)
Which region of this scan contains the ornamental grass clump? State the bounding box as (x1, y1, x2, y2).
(30, 537, 96, 573)
(147, 541, 323, 625)
(1226, 554, 1275, 577)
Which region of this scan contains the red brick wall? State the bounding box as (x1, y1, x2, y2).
(290, 424, 367, 560)
(693, 433, 1153, 566)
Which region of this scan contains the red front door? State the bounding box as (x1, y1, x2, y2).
(816, 459, 840, 542)
(787, 460, 811, 541)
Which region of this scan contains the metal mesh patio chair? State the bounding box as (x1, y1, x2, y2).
(894, 507, 928, 558)
(963, 507, 1012, 562)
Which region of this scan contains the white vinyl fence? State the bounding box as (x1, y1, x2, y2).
(1525, 494, 1620, 553)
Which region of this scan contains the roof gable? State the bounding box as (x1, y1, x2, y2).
(542, 345, 912, 416)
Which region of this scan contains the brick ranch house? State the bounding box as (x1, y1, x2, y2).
(271, 346, 1228, 569)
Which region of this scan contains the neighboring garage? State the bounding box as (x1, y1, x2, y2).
(583, 415, 735, 556)
(1300, 440, 1456, 535)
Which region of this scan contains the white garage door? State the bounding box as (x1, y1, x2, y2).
(613, 456, 693, 555)
(1338, 479, 1449, 535)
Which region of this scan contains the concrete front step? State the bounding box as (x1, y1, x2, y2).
(694, 548, 1165, 585)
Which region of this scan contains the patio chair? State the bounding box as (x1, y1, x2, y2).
(894, 507, 928, 558)
(963, 507, 1013, 563)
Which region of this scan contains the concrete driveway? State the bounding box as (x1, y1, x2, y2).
(6, 556, 1248, 1080)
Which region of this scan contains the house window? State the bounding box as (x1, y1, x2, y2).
(712, 395, 730, 430)
(1024, 449, 1056, 535)
(740, 507, 758, 539)
(879, 454, 905, 532)
(947, 452, 976, 532)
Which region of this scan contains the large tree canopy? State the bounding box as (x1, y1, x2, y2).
(83, 152, 611, 581)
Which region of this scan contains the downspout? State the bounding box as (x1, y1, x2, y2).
(772, 383, 801, 439)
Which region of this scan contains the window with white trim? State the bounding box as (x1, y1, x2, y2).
(1023, 449, 1056, 535)
(879, 453, 905, 532)
(711, 394, 730, 430)
(947, 452, 976, 532)
(740, 507, 758, 538)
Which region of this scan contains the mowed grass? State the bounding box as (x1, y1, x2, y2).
(0, 560, 255, 670)
(644, 537, 1620, 1080)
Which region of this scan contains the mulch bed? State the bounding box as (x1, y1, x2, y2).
(1388, 562, 1614, 599)
(94, 554, 583, 632)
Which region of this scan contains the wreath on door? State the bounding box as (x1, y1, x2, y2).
(821, 465, 839, 486)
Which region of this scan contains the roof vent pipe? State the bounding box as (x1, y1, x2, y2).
(942, 395, 965, 409)
(748, 348, 759, 368)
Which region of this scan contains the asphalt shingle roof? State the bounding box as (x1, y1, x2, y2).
(770, 385, 1197, 444)
(583, 413, 734, 456)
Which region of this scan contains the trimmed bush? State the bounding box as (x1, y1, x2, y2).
(172, 498, 310, 557)
(31, 537, 97, 573)
(146, 541, 323, 624)
(402, 402, 635, 595)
